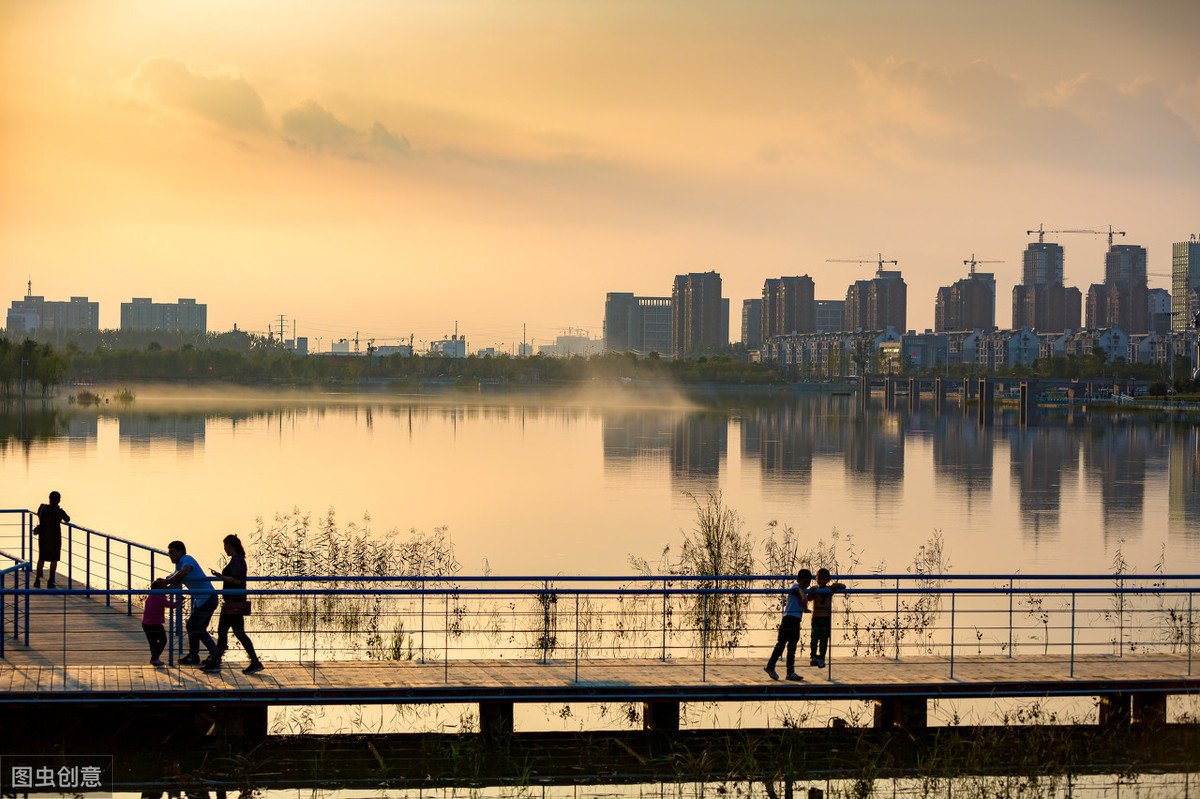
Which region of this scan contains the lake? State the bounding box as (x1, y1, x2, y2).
(3, 385, 1199, 577)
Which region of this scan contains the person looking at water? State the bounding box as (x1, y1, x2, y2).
(163, 540, 218, 666)
(33, 490, 70, 589)
(809, 567, 846, 668)
(205, 533, 264, 674)
(764, 568, 811, 682)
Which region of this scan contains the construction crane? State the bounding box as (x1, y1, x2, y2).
(1027, 224, 1126, 247)
(826, 253, 898, 276)
(964, 254, 1003, 275)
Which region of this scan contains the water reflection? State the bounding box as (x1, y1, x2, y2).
(843, 415, 905, 498)
(119, 414, 206, 450)
(670, 413, 726, 486)
(2, 393, 1199, 574)
(1169, 425, 1200, 545)
(603, 411, 676, 470)
(931, 412, 993, 500)
(1008, 426, 1078, 543)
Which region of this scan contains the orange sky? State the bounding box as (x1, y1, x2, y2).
(2, 0, 1199, 350)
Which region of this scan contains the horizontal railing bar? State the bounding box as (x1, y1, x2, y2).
(3, 586, 1198, 597)
(238, 573, 1200, 582)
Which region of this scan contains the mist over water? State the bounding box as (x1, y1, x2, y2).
(2, 387, 1199, 577)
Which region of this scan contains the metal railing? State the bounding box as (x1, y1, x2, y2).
(0, 551, 31, 656)
(0, 510, 1196, 679)
(0, 509, 170, 615)
(3, 572, 1196, 683)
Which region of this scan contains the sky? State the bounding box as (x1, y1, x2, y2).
(2, 0, 1199, 352)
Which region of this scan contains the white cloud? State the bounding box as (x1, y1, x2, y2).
(132, 57, 268, 131)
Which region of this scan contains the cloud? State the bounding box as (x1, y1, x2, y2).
(132, 56, 268, 131)
(281, 100, 413, 161)
(282, 100, 357, 150)
(847, 58, 1200, 177)
(370, 122, 412, 155)
(127, 58, 414, 161)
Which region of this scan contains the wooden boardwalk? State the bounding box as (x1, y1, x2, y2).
(1, 585, 1197, 707)
(0, 654, 1196, 706)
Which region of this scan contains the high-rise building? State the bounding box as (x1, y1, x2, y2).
(1013, 283, 1082, 333)
(670, 271, 725, 356)
(1171, 239, 1200, 332)
(1013, 239, 1081, 333)
(6, 294, 99, 334)
(1087, 244, 1148, 333)
(1148, 288, 1172, 335)
(604, 292, 672, 355)
(815, 300, 845, 333)
(1105, 244, 1148, 284)
(761, 276, 816, 341)
(1086, 282, 1148, 332)
(120, 297, 207, 333)
(845, 270, 906, 331)
(741, 299, 762, 348)
(1023, 242, 1065, 285)
(934, 270, 995, 332)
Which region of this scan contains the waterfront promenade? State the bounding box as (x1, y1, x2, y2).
(2, 509, 1198, 740)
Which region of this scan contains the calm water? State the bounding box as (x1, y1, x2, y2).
(3, 386, 1199, 576)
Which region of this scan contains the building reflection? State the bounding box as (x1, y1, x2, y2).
(740, 404, 814, 488)
(931, 415, 994, 502)
(1082, 424, 1164, 544)
(842, 414, 905, 496)
(669, 413, 726, 487)
(1008, 426, 1079, 543)
(600, 410, 726, 488)
(601, 410, 675, 470)
(1169, 425, 1200, 544)
(119, 414, 206, 449)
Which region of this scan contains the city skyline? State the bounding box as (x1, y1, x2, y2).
(3, 1, 1199, 349)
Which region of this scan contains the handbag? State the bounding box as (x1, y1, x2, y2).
(224, 598, 252, 616)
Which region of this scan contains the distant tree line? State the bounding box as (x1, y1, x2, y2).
(2, 333, 1197, 396)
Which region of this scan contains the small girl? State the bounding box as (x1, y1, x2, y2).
(142, 578, 180, 666)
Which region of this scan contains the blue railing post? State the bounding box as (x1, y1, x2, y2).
(167, 593, 174, 667)
(895, 577, 901, 660)
(67, 523, 74, 586)
(1188, 592, 1193, 678)
(949, 592, 956, 679)
(443, 592, 449, 683)
(126, 542, 133, 616)
(1070, 592, 1077, 678)
(105, 539, 111, 608)
(661, 578, 668, 662)
(1118, 576, 1125, 657)
(574, 591, 579, 683)
(1008, 578, 1014, 658)
(86, 528, 92, 598)
(420, 578, 426, 664)
(23, 568, 30, 646)
(2, 573, 7, 658)
(702, 592, 708, 682)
